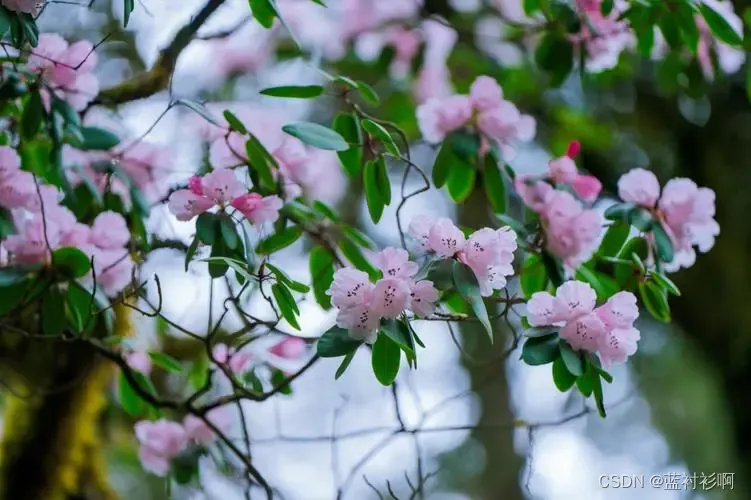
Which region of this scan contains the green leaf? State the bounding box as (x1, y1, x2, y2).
(615, 237, 648, 286)
(447, 165, 476, 203)
(21, 91, 44, 140)
(432, 140, 459, 188)
(148, 352, 184, 374)
(0, 7, 11, 36)
(576, 266, 620, 300)
(202, 257, 255, 283)
(207, 241, 230, 278)
(427, 259, 455, 291)
(0, 206, 13, 238)
(598, 221, 630, 258)
(342, 226, 376, 250)
(535, 33, 574, 86)
(175, 98, 220, 125)
(117, 371, 157, 417)
(381, 319, 415, 356)
(0, 280, 27, 316)
(223, 110, 248, 134)
(355, 80, 379, 105)
(604, 202, 636, 221)
(649, 271, 680, 296)
(363, 159, 385, 223)
(541, 252, 565, 287)
(260, 85, 325, 98)
(371, 333, 401, 386)
(185, 236, 199, 272)
(700, 2, 743, 46)
(52, 247, 91, 279)
(652, 223, 675, 263)
(42, 288, 65, 336)
(256, 226, 303, 254)
(627, 5, 655, 56)
(520, 254, 548, 298)
(272, 283, 301, 330)
(310, 245, 334, 309)
(449, 131, 480, 160)
(674, 2, 700, 53)
(374, 156, 391, 205)
(639, 281, 671, 323)
(627, 207, 654, 231)
(195, 212, 217, 245)
(552, 357, 577, 392)
(521, 333, 560, 366)
(66, 283, 92, 332)
(317, 326, 361, 357)
(559, 340, 584, 376)
(282, 122, 349, 151)
(245, 135, 277, 192)
(332, 113, 362, 177)
(335, 350, 356, 379)
(483, 155, 507, 214)
(218, 214, 239, 251)
(452, 261, 492, 342)
(588, 361, 607, 417)
(339, 238, 378, 279)
(266, 263, 310, 293)
(249, 0, 277, 28)
(361, 119, 400, 157)
(123, 0, 135, 27)
(78, 127, 120, 151)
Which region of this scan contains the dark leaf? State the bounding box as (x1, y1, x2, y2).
(272, 283, 301, 330)
(483, 155, 507, 214)
(446, 164, 476, 203)
(282, 122, 349, 151)
(248, 0, 277, 28)
(52, 247, 91, 278)
(335, 350, 356, 379)
(700, 2, 743, 46)
(317, 325, 361, 357)
(223, 110, 248, 134)
(260, 85, 325, 98)
(521, 333, 560, 366)
(78, 126, 120, 151)
(42, 287, 65, 336)
(21, 90, 44, 140)
(639, 281, 671, 323)
(310, 245, 334, 309)
(452, 261, 492, 342)
(559, 340, 584, 376)
(371, 333, 401, 386)
(332, 113, 362, 177)
(148, 352, 184, 374)
(195, 212, 217, 245)
(362, 119, 399, 157)
(520, 254, 548, 298)
(256, 226, 303, 254)
(652, 223, 675, 263)
(552, 357, 577, 392)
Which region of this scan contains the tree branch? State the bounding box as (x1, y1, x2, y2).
(93, 0, 226, 106)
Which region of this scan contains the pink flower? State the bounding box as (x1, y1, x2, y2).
(476, 100, 536, 160)
(274, 139, 346, 204)
(183, 407, 231, 445)
(554, 280, 597, 321)
(213, 343, 253, 374)
(570, 174, 602, 203)
(617, 168, 661, 208)
(91, 248, 134, 296)
(230, 193, 283, 225)
(526, 292, 561, 326)
(268, 337, 307, 359)
(59, 222, 92, 247)
(336, 301, 380, 343)
(375, 247, 418, 282)
(427, 217, 465, 257)
(408, 214, 433, 249)
(544, 190, 583, 226)
(201, 168, 246, 204)
(125, 351, 152, 375)
(89, 211, 129, 249)
(134, 420, 188, 477)
(514, 177, 554, 213)
(167, 189, 214, 222)
(414, 65, 453, 103)
(597, 327, 640, 367)
(560, 311, 607, 352)
(595, 291, 638, 330)
(4, 216, 58, 265)
(548, 156, 578, 184)
(188, 175, 204, 196)
(116, 141, 173, 203)
(460, 227, 517, 296)
(370, 277, 411, 319)
(409, 280, 439, 317)
(1, 0, 44, 15)
(0, 146, 20, 181)
(0, 170, 38, 209)
(327, 268, 375, 309)
(416, 95, 473, 143)
(695, 0, 744, 79)
(470, 76, 503, 112)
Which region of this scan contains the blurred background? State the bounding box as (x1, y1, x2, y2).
(15, 0, 751, 498)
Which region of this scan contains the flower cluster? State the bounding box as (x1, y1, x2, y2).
(328, 248, 439, 343)
(573, 0, 634, 73)
(27, 33, 99, 111)
(694, 0, 745, 79)
(514, 148, 603, 268)
(409, 216, 517, 296)
(527, 281, 640, 367)
(1, 0, 44, 15)
(0, 147, 134, 296)
(417, 75, 536, 161)
(167, 168, 282, 225)
(134, 408, 230, 477)
(617, 168, 719, 271)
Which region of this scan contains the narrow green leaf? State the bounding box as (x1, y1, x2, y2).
(615, 237, 649, 286)
(639, 281, 671, 323)
(202, 257, 255, 283)
(282, 122, 349, 151)
(374, 156, 391, 205)
(249, 0, 277, 28)
(266, 262, 310, 293)
(355, 80, 379, 105)
(339, 238, 379, 279)
(552, 357, 577, 392)
(78, 126, 120, 151)
(452, 261, 492, 342)
(363, 159, 385, 223)
(447, 165, 476, 203)
(361, 119, 400, 157)
(123, 0, 135, 27)
(559, 340, 584, 376)
(381, 319, 415, 355)
(652, 223, 675, 263)
(371, 333, 401, 386)
(317, 325, 361, 357)
(604, 202, 636, 221)
(483, 155, 507, 214)
(432, 140, 459, 188)
(598, 221, 630, 258)
(148, 352, 184, 374)
(272, 283, 301, 330)
(185, 236, 199, 272)
(627, 207, 654, 231)
(521, 333, 560, 366)
(520, 254, 548, 298)
(195, 212, 217, 245)
(332, 113, 362, 177)
(335, 350, 356, 379)
(310, 245, 334, 308)
(260, 85, 325, 98)
(175, 98, 220, 125)
(245, 136, 276, 191)
(256, 226, 303, 254)
(223, 110, 248, 134)
(218, 214, 239, 251)
(649, 271, 680, 296)
(700, 2, 743, 46)
(21, 91, 44, 140)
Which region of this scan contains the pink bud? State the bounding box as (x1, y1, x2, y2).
(571, 175, 602, 203)
(188, 175, 204, 196)
(566, 141, 581, 158)
(269, 337, 307, 359)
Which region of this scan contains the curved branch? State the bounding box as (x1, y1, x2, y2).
(93, 0, 226, 106)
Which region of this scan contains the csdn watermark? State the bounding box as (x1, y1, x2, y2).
(599, 473, 735, 491)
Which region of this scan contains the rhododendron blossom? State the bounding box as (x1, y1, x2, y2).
(417, 75, 535, 159)
(183, 407, 231, 445)
(527, 281, 640, 366)
(213, 343, 253, 374)
(134, 420, 188, 477)
(617, 168, 719, 271)
(328, 248, 439, 341)
(573, 0, 635, 73)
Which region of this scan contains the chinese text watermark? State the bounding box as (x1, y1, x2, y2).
(599, 473, 734, 491)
